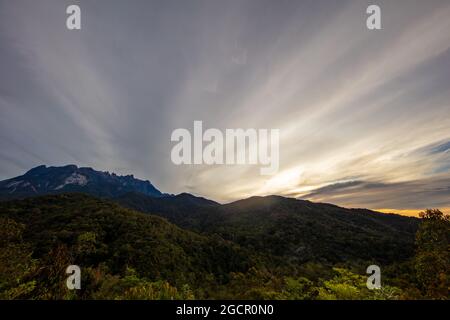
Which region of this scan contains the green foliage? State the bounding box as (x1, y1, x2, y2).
(87, 267, 195, 300)
(195, 196, 418, 266)
(318, 268, 367, 300)
(0, 194, 447, 300)
(215, 267, 284, 299)
(277, 277, 317, 300)
(0, 194, 249, 299)
(414, 209, 449, 299)
(317, 268, 402, 300)
(0, 218, 37, 299)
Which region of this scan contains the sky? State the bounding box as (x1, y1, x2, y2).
(1, 0, 449, 215)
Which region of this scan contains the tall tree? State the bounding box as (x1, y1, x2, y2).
(415, 209, 449, 299)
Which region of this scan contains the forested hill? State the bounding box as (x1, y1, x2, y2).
(0, 166, 439, 299)
(1, 193, 447, 300)
(0, 194, 251, 298)
(115, 193, 419, 264)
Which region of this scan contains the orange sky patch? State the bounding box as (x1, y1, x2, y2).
(376, 207, 450, 217)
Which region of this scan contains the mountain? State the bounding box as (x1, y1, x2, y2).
(0, 164, 420, 265)
(0, 165, 163, 200)
(0, 193, 251, 297)
(114, 191, 220, 229)
(116, 193, 419, 265)
(0, 165, 436, 299)
(212, 196, 419, 264)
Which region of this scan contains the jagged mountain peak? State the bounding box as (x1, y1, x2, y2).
(0, 164, 163, 200)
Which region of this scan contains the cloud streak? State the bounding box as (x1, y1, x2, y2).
(0, 0, 449, 213)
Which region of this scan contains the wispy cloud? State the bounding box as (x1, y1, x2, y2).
(300, 174, 450, 214)
(0, 0, 449, 213)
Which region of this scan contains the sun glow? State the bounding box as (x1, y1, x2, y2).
(257, 166, 304, 195)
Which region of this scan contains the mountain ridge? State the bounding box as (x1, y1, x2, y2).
(0, 193, 251, 294)
(0, 165, 428, 299)
(0, 164, 420, 265)
(0, 164, 163, 200)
